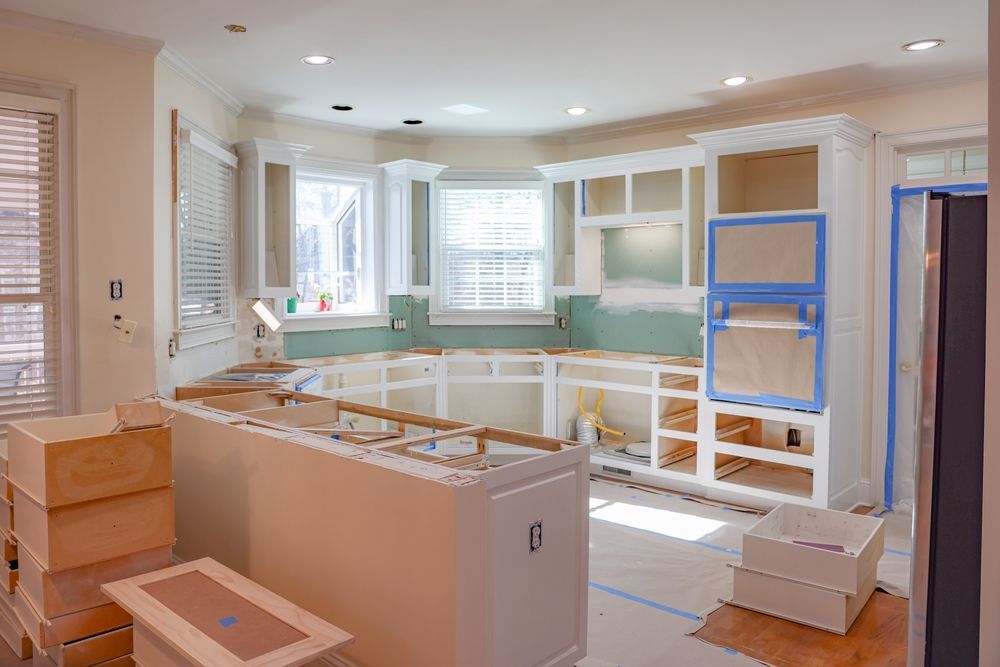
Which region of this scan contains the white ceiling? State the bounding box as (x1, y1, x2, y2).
(0, 0, 987, 137)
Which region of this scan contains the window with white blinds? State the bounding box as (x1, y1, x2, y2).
(0, 107, 60, 433)
(438, 183, 546, 312)
(176, 125, 236, 330)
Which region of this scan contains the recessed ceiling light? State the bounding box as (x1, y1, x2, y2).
(721, 75, 751, 86)
(565, 107, 590, 116)
(301, 55, 335, 65)
(402, 119, 424, 125)
(331, 105, 354, 112)
(443, 103, 489, 115)
(902, 39, 944, 52)
(223, 24, 247, 33)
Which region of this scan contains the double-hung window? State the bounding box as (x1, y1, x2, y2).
(435, 181, 550, 323)
(175, 116, 237, 346)
(286, 163, 380, 328)
(0, 105, 60, 433)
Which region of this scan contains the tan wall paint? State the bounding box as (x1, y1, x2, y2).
(0, 24, 157, 412)
(981, 3, 998, 663)
(152, 61, 242, 393)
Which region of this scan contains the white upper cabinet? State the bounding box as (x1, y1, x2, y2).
(235, 139, 311, 298)
(536, 146, 706, 297)
(380, 159, 448, 296)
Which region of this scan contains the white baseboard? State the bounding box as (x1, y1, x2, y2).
(857, 480, 873, 507)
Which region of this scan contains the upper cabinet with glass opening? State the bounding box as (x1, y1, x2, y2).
(236, 138, 311, 298)
(536, 146, 705, 296)
(381, 160, 448, 296)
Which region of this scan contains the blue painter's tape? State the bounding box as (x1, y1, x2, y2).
(219, 616, 238, 628)
(588, 581, 700, 622)
(708, 214, 827, 293)
(295, 374, 321, 392)
(885, 547, 912, 558)
(883, 182, 987, 510)
(706, 293, 825, 412)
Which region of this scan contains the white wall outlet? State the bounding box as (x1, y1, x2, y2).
(118, 319, 137, 343)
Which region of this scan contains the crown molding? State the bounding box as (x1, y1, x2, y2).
(157, 46, 244, 116)
(238, 107, 431, 145)
(0, 8, 163, 54)
(554, 70, 987, 145)
(690, 114, 876, 150)
(535, 144, 703, 179)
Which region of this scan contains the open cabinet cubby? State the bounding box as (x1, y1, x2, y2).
(582, 175, 626, 217)
(717, 146, 819, 214)
(657, 396, 698, 434)
(713, 455, 814, 500)
(552, 181, 576, 287)
(657, 435, 698, 476)
(632, 169, 682, 213)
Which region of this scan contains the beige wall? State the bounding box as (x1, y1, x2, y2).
(0, 24, 158, 412)
(981, 1, 998, 662)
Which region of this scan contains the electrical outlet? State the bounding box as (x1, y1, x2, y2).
(118, 319, 137, 343)
(255, 324, 266, 338)
(109, 279, 123, 301)
(558, 316, 568, 330)
(529, 520, 542, 553)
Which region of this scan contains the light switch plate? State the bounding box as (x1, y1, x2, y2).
(118, 319, 137, 343)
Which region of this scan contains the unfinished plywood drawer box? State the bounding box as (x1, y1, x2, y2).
(0, 590, 30, 659)
(1, 559, 16, 595)
(742, 503, 884, 595)
(729, 561, 876, 634)
(13, 486, 175, 572)
(39, 625, 132, 667)
(18, 545, 172, 618)
(13, 586, 131, 649)
(7, 407, 172, 508)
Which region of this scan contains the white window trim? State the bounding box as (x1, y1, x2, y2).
(172, 113, 238, 349)
(431, 177, 552, 326)
(283, 157, 386, 328)
(0, 77, 79, 417)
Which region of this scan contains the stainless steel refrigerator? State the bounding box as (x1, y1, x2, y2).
(909, 192, 987, 666)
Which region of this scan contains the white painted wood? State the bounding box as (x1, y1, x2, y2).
(535, 146, 705, 296)
(728, 562, 877, 634)
(379, 160, 448, 296)
(742, 503, 885, 595)
(235, 139, 311, 298)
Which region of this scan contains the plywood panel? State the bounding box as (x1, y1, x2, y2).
(13, 587, 130, 648)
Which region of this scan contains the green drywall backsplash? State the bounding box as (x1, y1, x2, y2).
(285, 294, 703, 358)
(602, 225, 683, 288)
(569, 296, 703, 357)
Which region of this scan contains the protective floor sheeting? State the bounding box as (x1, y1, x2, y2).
(583, 479, 913, 665)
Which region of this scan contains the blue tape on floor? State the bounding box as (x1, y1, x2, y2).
(588, 581, 700, 622)
(885, 547, 912, 558)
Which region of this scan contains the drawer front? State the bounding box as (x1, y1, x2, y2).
(707, 294, 824, 411)
(708, 213, 826, 293)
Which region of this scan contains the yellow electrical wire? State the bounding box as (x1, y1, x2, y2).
(577, 386, 626, 437)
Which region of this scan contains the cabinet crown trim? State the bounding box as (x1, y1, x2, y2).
(689, 114, 875, 150)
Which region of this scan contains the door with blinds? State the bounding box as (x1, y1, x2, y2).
(0, 107, 59, 436)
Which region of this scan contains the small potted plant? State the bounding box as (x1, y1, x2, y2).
(287, 291, 299, 314)
(317, 288, 334, 312)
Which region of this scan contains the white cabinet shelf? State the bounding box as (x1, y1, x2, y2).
(536, 146, 707, 296)
(235, 139, 310, 298)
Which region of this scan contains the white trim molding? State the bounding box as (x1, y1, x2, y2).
(157, 46, 244, 116)
(870, 122, 988, 510)
(428, 312, 556, 326)
(174, 321, 238, 351)
(0, 8, 163, 54)
(280, 312, 390, 333)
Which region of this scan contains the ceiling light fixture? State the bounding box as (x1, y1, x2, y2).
(721, 75, 751, 86)
(301, 55, 335, 65)
(331, 105, 354, 111)
(565, 107, 590, 116)
(902, 39, 944, 52)
(402, 119, 424, 125)
(223, 24, 247, 33)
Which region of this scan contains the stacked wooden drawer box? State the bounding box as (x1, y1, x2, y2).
(726, 503, 885, 634)
(0, 442, 31, 659)
(7, 402, 175, 665)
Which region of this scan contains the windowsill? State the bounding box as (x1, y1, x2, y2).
(174, 321, 238, 350)
(280, 312, 389, 333)
(428, 311, 556, 326)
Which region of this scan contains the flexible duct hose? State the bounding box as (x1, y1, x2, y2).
(576, 386, 626, 444)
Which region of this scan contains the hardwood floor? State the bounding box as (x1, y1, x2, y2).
(695, 592, 908, 667)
